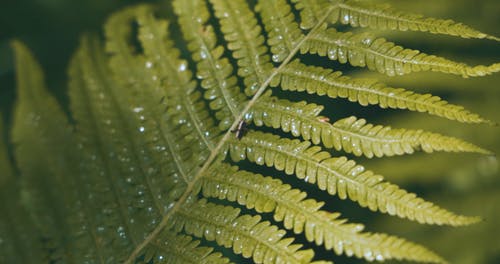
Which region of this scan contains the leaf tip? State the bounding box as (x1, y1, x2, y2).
(486, 35, 500, 42)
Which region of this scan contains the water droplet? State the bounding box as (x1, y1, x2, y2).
(244, 112, 253, 120)
(362, 37, 373, 46)
(200, 50, 207, 59)
(117, 226, 126, 238)
(178, 62, 187, 71)
(272, 54, 280, 62)
(364, 251, 373, 261)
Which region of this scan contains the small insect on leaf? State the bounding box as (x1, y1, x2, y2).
(317, 116, 330, 123)
(232, 120, 248, 139)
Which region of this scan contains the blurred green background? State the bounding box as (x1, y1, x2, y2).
(1, 0, 499, 263)
(0, 0, 158, 126)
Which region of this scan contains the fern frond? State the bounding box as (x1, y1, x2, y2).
(134, 6, 219, 153)
(290, 0, 330, 30)
(249, 95, 490, 157)
(331, 116, 491, 156)
(141, 231, 231, 264)
(303, 28, 500, 77)
(199, 163, 445, 263)
(229, 131, 480, 226)
(10, 41, 76, 165)
(256, 0, 304, 63)
(6, 0, 498, 263)
(10, 41, 99, 263)
(333, 0, 500, 41)
(0, 116, 44, 264)
(173, 0, 246, 130)
(105, 7, 208, 188)
(210, 0, 274, 95)
(273, 59, 491, 124)
(169, 199, 325, 264)
(69, 35, 171, 260)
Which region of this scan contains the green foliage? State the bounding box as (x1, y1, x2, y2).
(303, 28, 500, 77)
(273, 59, 492, 124)
(228, 130, 479, 226)
(1, 0, 498, 263)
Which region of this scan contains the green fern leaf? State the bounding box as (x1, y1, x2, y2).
(69, 35, 158, 260)
(142, 231, 232, 264)
(290, 0, 330, 29)
(249, 95, 490, 157)
(303, 28, 500, 77)
(4, 0, 499, 263)
(10, 40, 98, 263)
(333, 0, 500, 41)
(229, 131, 480, 226)
(273, 59, 491, 124)
(210, 0, 274, 95)
(330, 116, 491, 156)
(0, 116, 45, 263)
(134, 6, 219, 152)
(173, 0, 246, 130)
(169, 199, 327, 264)
(105, 7, 216, 186)
(199, 163, 445, 263)
(256, 0, 304, 63)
